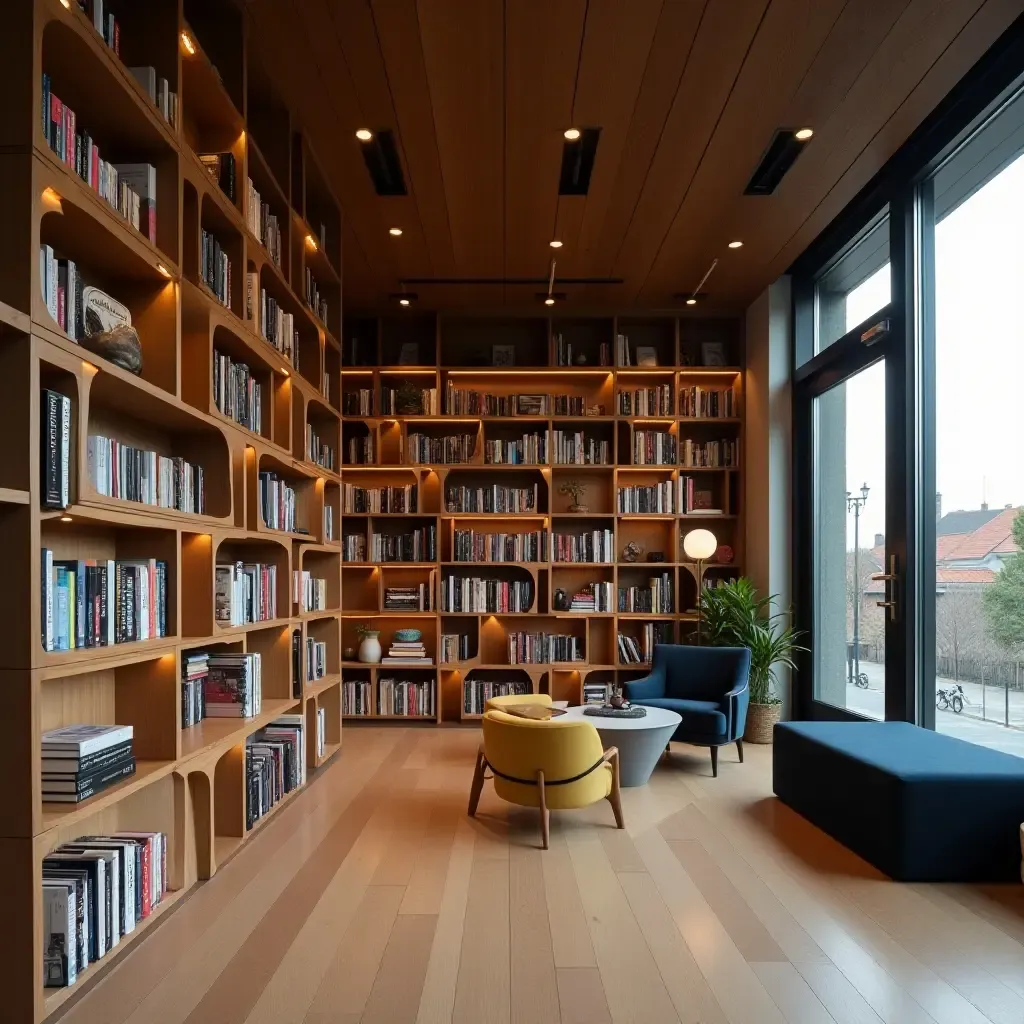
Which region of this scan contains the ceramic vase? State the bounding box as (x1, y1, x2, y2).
(358, 632, 382, 664)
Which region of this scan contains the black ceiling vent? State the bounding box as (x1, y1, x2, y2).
(558, 128, 601, 196)
(744, 129, 808, 196)
(360, 129, 407, 196)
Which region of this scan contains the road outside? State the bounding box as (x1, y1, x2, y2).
(843, 661, 1024, 757)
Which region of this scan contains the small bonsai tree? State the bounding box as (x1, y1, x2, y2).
(559, 478, 588, 512)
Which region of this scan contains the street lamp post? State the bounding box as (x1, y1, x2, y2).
(846, 483, 870, 688)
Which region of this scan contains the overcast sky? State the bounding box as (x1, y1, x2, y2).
(842, 151, 1024, 548)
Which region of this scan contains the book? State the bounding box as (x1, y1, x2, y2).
(42, 755, 137, 794)
(111, 163, 157, 243)
(41, 389, 71, 509)
(42, 724, 133, 758)
(41, 761, 136, 803)
(42, 881, 77, 987)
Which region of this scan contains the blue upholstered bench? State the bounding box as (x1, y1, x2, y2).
(773, 721, 1024, 882)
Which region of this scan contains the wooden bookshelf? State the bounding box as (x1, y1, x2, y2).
(0, 2, 345, 1019)
(340, 312, 744, 724)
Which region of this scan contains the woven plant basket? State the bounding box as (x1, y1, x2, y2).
(745, 703, 781, 744)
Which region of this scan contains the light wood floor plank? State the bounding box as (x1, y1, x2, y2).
(923, 962, 1024, 1024)
(566, 830, 681, 1024)
(417, 818, 476, 1024)
(542, 834, 597, 969)
(796, 963, 888, 1024)
(509, 844, 561, 1024)
(302, 885, 405, 1020)
(753, 962, 838, 1024)
(557, 967, 613, 1024)
(617, 869, 729, 1024)
(452, 853, 511, 1024)
(599, 827, 647, 872)
(362, 914, 439, 1024)
(402, 801, 460, 915)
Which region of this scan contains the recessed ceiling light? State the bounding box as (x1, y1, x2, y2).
(549, 240, 563, 249)
(399, 298, 411, 307)
(356, 129, 373, 141)
(727, 240, 743, 249)
(563, 128, 581, 141)
(389, 227, 403, 237)
(156, 263, 171, 278)
(795, 127, 814, 141)
(180, 31, 195, 55)
(544, 297, 555, 306)
(305, 233, 318, 251)
(685, 297, 697, 306)
(60, 0, 70, 8)
(60, 514, 73, 522)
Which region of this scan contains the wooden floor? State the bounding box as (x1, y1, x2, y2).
(57, 727, 1024, 1024)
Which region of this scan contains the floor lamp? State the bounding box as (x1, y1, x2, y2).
(683, 528, 717, 645)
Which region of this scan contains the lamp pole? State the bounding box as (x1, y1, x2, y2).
(846, 483, 870, 688)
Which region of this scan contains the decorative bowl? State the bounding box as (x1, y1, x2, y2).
(394, 628, 422, 643)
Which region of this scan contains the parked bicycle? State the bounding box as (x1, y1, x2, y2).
(936, 683, 966, 713)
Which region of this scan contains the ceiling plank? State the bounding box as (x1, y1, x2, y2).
(416, 0, 505, 307)
(370, 0, 457, 282)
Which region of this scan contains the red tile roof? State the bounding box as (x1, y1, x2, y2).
(936, 568, 997, 585)
(936, 533, 967, 561)
(945, 507, 1018, 561)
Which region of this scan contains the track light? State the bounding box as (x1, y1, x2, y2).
(563, 128, 581, 141)
(180, 31, 195, 55)
(355, 129, 373, 141)
(728, 240, 743, 249)
(549, 240, 563, 249)
(389, 227, 403, 237)
(795, 128, 814, 141)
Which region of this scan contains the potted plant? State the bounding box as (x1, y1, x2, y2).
(394, 379, 424, 415)
(355, 623, 382, 664)
(559, 478, 588, 513)
(699, 578, 806, 743)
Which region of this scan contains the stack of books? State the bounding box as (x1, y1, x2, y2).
(245, 715, 305, 830)
(43, 829, 167, 989)
(205, 653, 262, 718)
(382, 640, 431, 665)
(384, 585, 432, 612)
(181, 653, 209, 727)
(584, 681, 613, 705)
(41, 725, 136, 805)
(570, 583, 614, 612)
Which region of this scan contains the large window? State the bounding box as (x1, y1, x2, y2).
(927, 93, 1024, 756)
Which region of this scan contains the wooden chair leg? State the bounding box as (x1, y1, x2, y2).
(710, 745, 719, 778)
(468, 746, 486, 817)
(736, 738, 744, 763)
(537, 770, 550, 850)
(606, 750, 624, 830)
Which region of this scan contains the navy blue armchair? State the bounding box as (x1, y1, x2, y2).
(623, 644, 751, 776)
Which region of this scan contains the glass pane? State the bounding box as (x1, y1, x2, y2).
(812, 360, 887, 718)
(814, 210, 891, 355)
(930, 92, 1024, 757)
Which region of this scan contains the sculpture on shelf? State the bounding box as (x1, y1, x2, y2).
(553, 588, 571, 611)
(81, 286, 142, 374)
(622, 540, 644, 563)
(559, 478, 588, 513)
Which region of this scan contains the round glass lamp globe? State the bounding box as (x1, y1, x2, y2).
(683, 528, 718, 561)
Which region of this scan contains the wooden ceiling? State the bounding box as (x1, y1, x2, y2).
(244, 0, 1020, 313)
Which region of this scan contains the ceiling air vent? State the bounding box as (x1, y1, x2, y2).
(558, 128, 601, 196)
(360, 129, 407, 196)
(744, 129, 808, 196)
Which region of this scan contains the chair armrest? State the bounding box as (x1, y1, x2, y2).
(624, 674, 662, 701)
(719, 681, 749, 739)
(722, 681, 749, 700)
(600, 745, 619, 765)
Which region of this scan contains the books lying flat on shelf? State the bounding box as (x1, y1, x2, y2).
(215, 561, 278, 625)
(40, 553, 169, 651)
(343, 678, 372, 716)
(371, 524, 436, 562)
(552, 528, 614, 563)
(214, 350, 262, 434)
(382, 640, 432, 665)
(484, 432, 549, 465)
(206, 653, 262, 718)
(294, 571, 328, 612)
(378, 677, 435, 716)
(440, 633, 471, 664)
(41, 725, 136, 804)
(43, 830, 167, 988)
(41, 389, 72, 510)
(570, 582, 614, 612)
(404, 432, 475, 465)
(617, 385, 673, 416)
(246, 177, 282, 266)
(182, 652, 209, 727)
(87, 437, 205, 514)
(463, 679, 530, 715)
(442, 576, 532, 613)
(259, 471, 297, 532)
(584, 680, 614, 705)
(445, 483, 538, 514)
(453, 528, 547, 562)
(507, 633, 583, 664)
(342, 483, 417, 514)
(246, 715, 305, 829)
(384, 585, 433, 612)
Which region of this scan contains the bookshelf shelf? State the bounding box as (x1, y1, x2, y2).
(0, 4, 350, 1016)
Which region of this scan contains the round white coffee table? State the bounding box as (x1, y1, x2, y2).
(560, 705, 682, 786)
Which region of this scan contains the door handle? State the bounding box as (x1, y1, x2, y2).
(872, 555, 899, 621)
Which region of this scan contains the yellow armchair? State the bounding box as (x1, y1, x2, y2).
(484, 692, 552, 713)
(468, 708, 624, 849)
